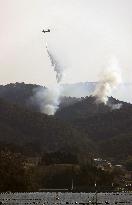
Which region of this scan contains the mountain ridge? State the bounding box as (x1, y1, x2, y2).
(0, 82, 131, 160)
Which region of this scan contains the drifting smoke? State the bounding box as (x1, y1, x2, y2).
(47, 49, 63, 83)
(34, 37, 64, 115)
(93, 58, 122, 106)
(32, 85, 62, 115)
(110, 103, 122, 110)
(45, 40, 64, 84)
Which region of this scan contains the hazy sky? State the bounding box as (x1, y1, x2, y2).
(0, 0, 132, 86)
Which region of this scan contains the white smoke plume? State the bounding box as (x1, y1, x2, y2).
(32, 85, 62, 115)
(47, 49, 63, 83)
(44, 37, 64, 84)
(110, 103, 122, 110)
(93, 57, 122, 105)
(34, 35, 64, 115)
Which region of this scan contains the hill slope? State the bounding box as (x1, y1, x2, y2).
(56, 96, 130, 120)
(56, 96, 132, 159)
(0, 82, 80, 111)
(0, 98, 94, 156)
(0, 83, 132, 160)
(0, 82, 43, 110)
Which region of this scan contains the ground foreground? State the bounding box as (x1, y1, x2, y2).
(0, 192, 132, 204)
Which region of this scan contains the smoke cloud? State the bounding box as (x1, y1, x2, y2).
(93, 57, 122, 105)
(47, 49, 63, 83)
(32, 85, 62, 115)
(34, 35, 64, 115)
(110, 103, 122, 110)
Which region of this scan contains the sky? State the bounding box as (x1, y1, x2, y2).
(0, 0, 132, 86)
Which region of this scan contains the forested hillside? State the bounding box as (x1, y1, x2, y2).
(56, 96, 132, 159)
(0, 82, 42, 109)
(0, 98, 94, 157)
(0, 82, 132, 160)
(0, 83, 131, 191)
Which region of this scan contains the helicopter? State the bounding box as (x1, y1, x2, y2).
(42, 29, 50, 33)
